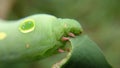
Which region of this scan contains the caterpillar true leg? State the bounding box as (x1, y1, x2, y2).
(61, 37, 70, 41)
(58, 48, 65, 53)
(68, 33, 75, 37)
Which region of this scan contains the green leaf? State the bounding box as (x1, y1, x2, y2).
(52, 35, 112, 68)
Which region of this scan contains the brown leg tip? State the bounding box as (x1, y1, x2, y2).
(58, 48, 64, 53)
(65, 48, 70, 52)
(68, 33, 75, 37)
(61, 37, 70, 41)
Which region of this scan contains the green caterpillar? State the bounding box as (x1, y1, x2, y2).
(0, 14, 82, 63)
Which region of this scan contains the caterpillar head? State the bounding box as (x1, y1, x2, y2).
(58, 18, 83, 35)
(52, 18, 83, 40)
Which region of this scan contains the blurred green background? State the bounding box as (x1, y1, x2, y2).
(0, 0, 120, 68)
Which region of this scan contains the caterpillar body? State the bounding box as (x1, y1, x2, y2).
(0, 14, 82, 63)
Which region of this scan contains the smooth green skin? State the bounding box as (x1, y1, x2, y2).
(0, 14, 82, 63)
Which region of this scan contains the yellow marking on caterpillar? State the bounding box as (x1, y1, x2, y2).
(64, 24, 67, 28)
(26, 43, 30, 48)
(0, 32, 7, 40)
(19, 19, 35, 33)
